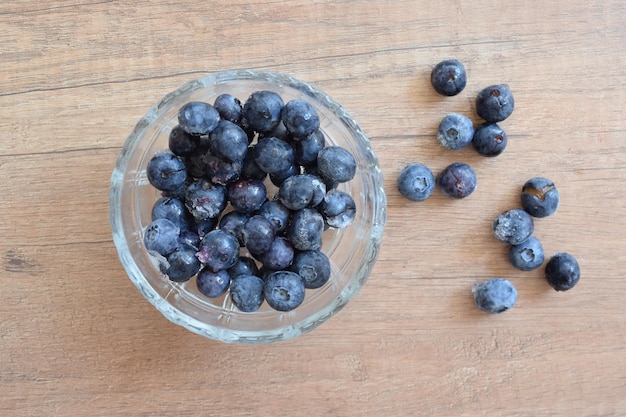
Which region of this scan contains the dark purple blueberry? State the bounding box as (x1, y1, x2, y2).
(242, 90, 284, 133)
(545, 253, 580, 291)
(213, 93, 242, 124)
(472, 123, 508, 157)
(195, 229, 240, 272)
(240, 146, 267, 181)
(295, 129, 325, 167)
(168, 125, 198, 157)
(178, 101, 220, 135)
(286, 208, 324, 251)
(437, 113, 474, 150)
(184, 179, 227, 222)
(281, 99, 320, 139)
(290, 250, 331, 289)
(316, 146, 356, 184)
(204, 154, 242, 185)
(146, 150, 187, 192)
(269, 162, 300, 187)
(472, 278, 517, 314)
(253, 136, 295, 174)
(492, 208, 534, 245)
(208, 120, 249, 163)
(178, 230, 201, 250)
(151, 196, 192, 232)
(430, 59, 467, 96)
(509, 236, 545, 271)
(143, 218, 180, 256)
(166, 244, 201, 282)
(257, 237, 294, 271)
(397, 163, 436, 202)
(257, 200, 291, 234)
(320, 189, 357, 229)
(218, 210, 250, 246)
(521, 177, 560, 218)
(437, 162, 477, 199)
(230, 274, 265, 312)
(475, 84, 515, 123)
(196, 267, 231, 298)
(264, 271, 306, 312)
(227, 256, 260, 279)
(227, 178, 267, 213)
(241, 215, 276, 255)
(277, 174, 317, 211)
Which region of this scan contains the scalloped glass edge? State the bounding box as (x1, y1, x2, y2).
(110, 69, 386, 344)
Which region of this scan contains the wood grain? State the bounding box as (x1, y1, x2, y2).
(1, 1, 625, 416)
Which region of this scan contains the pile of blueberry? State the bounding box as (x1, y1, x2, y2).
(142, 90, 358, 313)
(398, 58, 580, 314)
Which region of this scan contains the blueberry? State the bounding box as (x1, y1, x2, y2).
(475, 84, 515, 123)
(257, 200, 291, 234)
(269, 162, 300, 187)
(472, 278, 518, 314)
(290, 250, 331, 289)
(146, 150, 187, 192)
(437, 113, 474, 150)
(242, 90, 284, 133)
(545, 253, 580, 291)
(286, 208, 324, 251)
(178, 101, 220, 135)
(240, 146, 267, 181)
(316, 146, 356, 184)
(229, 274, 265, 312)
(521, 177, 560, 218)
(151, 196, 192, 232)
(168, 125, 198, 157)
(227, 178, 267, 213)
(492, 208, 534, 245)
(227, 256, 260, 279)
(196, 218, 218, 239)
(278, 174, 317, 211)
(213, 93, 242, 124)
(166, 243, 201, 282)
(509, 236, 545, 271)
(253, 136, 295, 174)
(208, 120, 249, 163)
(472, 123, 508, 157)
(241, 215, 276, 255)
(196, 267, 231, 298)
(397, 163, 435, 201)
(204, 154, 242, 185)
(295, 129, 325, 166)
(437, 162, 477, 199)
(184, 179, 227, 222)
(430, 59, 467, 96)
(144, 218, 180, 256)
(320, 189, 356, 229)
(218, 210, 250, 246)
(281, 99, 320, 139)
(257, 237, 294, 271)
(264, 271, 306, 312)
(195, 229, 240, 272)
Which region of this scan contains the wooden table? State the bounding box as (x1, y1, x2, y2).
(2, 1, 625, 416)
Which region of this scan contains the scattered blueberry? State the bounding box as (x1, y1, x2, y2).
(437, 113, 474, 150)
(213, 93, 242, 124)
(143, 218, 180, 256)
(218, 210, 250, 246)
(472, 123, 507, 157)
(472, 278, 518, 314)
(320, 189, 357, 229)
(269, 162, 300, 187)
(257, 237, 295, 271)
(281, 99, 320, 139)
(146, 150, 187, 192)
(492, 208, 534, 245)
(197, 267, 231, 298)
(227, 256, 260, 279)
(521, 177, 560, 218)
(227, 178, 267, 213)
(257, 200, 291, 234)
(204, 154, 242, 185)
(230, 274, 265, 312)
(151, 196, 192, 232)
(241, 215, 276, 255)
(166, 243, 202, 282)
(437, 162, 477, 199)
(242, 90, 284, 133)
(240, 146, 267, 181)
(184, 179, 227, 222)
(290, 250, 331, 289)
(430, 59, 467, 96)
(545, 253, 580, 291)
(208, 120, 249, 163)
(509, 236, 545, 271)
(253, 136, 295, 174)
(316, 146, 356, 183)
(475, 84, 515, 123)
(264, 271, 306, 312)
(286, 208, 325, 251)
(178, 101, 220, 135)
(295, 129, 325, 166)
(397, 163, 435, 201)
(168, 125, 198, 157)
(195, 229, 240, 272)
(278, 174, 317, 211)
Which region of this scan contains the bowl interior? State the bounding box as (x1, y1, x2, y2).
(110, 70, 386, 343)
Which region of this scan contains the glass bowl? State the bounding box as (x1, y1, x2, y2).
(110, 69, 386, 343)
